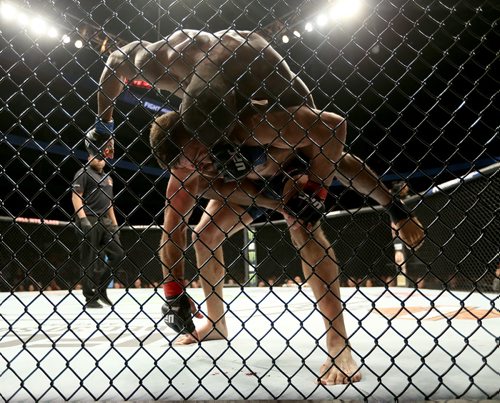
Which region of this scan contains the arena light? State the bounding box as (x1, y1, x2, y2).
(0, 2, 15, 20)
(0, 1, 67, 41)
(17, 11, 30, 27)
(281, 34, 289, 44)
(47, 27, 58, 38)
(30, 17, 47, 35)
(329, 0, 362, 20)
(293, 30, 301, 38)
(305, 22, 314, 32)
(62, 34, 71, 43)
(74, 39, 83, 49)
(316, 13, 328, 27)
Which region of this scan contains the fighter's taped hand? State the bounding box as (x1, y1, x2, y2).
(161, 293, 196, 334)
(85, 120, 115, 159)
(211, 142, 252, 181)
(285, 180, 328, 226)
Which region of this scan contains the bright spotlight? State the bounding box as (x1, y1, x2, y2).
(30, 17, 47, 35)
(17, 12, 30, 27)
(316, 13, 328, 27)
(305, 22, 314, 32)
(62, 34, 71, 44)
(330, 0, 362, 20)
(0, 2, 16, 20)
(47, 27, 58, 38)
(293, 30, 301, 38)
(282, 35, 289, 44)
(74, 39, 83, 48)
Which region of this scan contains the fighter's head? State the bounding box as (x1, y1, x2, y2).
(150, 111, 191, 169)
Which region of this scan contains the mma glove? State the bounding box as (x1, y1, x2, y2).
(162, 293, 196, 334)
(211, 142, 252, 181)
(387, 198, 412, 223)
(85, 120, 115, 159)
(285, 180, 328, 227)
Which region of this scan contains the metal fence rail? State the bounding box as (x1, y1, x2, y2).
(2, 163, 498, 292)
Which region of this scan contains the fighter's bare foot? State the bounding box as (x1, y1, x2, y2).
(174, 319, 228, 345)
(318, 348, 361, 385)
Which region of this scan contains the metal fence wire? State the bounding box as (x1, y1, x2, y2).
(0, 0, 499, 400)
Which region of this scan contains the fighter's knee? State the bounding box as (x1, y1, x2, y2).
(192, 226, 225, 250)
(290, 226, 329, 250)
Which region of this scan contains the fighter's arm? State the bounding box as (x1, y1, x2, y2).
(288, 109, 423, 247)
(264, 107, 347, 187)
(241, 107, 345, 227)
(159, 170, 200, 281)
(97, 42, 146, 123)
(336, 153, 424, 249)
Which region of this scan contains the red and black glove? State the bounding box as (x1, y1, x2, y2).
(285, 180, 328, 226)
(162, 293, 196, 335)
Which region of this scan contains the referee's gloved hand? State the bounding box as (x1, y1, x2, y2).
(79, 217, 92, 233)
(110, 224, 121, 243)
(85, 120, 115, 159)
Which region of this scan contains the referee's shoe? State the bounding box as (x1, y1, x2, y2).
(99, 291, 113, 306)
(85, 298, 103, 309)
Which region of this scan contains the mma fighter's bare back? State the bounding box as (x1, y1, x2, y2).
(97, 30, 296, 123)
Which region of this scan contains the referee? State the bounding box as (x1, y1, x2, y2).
(71, 150, 125, 308)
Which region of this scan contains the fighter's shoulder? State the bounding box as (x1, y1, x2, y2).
(166, 29, 215, 43)
(166, 171, 200, 201)
(108, 40, 153, 61)
(215, 29, 262, 39)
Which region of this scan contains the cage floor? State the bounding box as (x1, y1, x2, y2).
(0, 286, 498, 401)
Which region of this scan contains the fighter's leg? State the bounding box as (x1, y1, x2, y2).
(289, 224, 361, 385)
(175, 199, 255, 345)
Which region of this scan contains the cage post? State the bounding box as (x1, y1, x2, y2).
(243, 228, 258, 286)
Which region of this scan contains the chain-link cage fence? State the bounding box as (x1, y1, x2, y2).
(1, 0, 499, 400)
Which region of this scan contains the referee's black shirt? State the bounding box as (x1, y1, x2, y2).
(73, 165, 114, 217)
